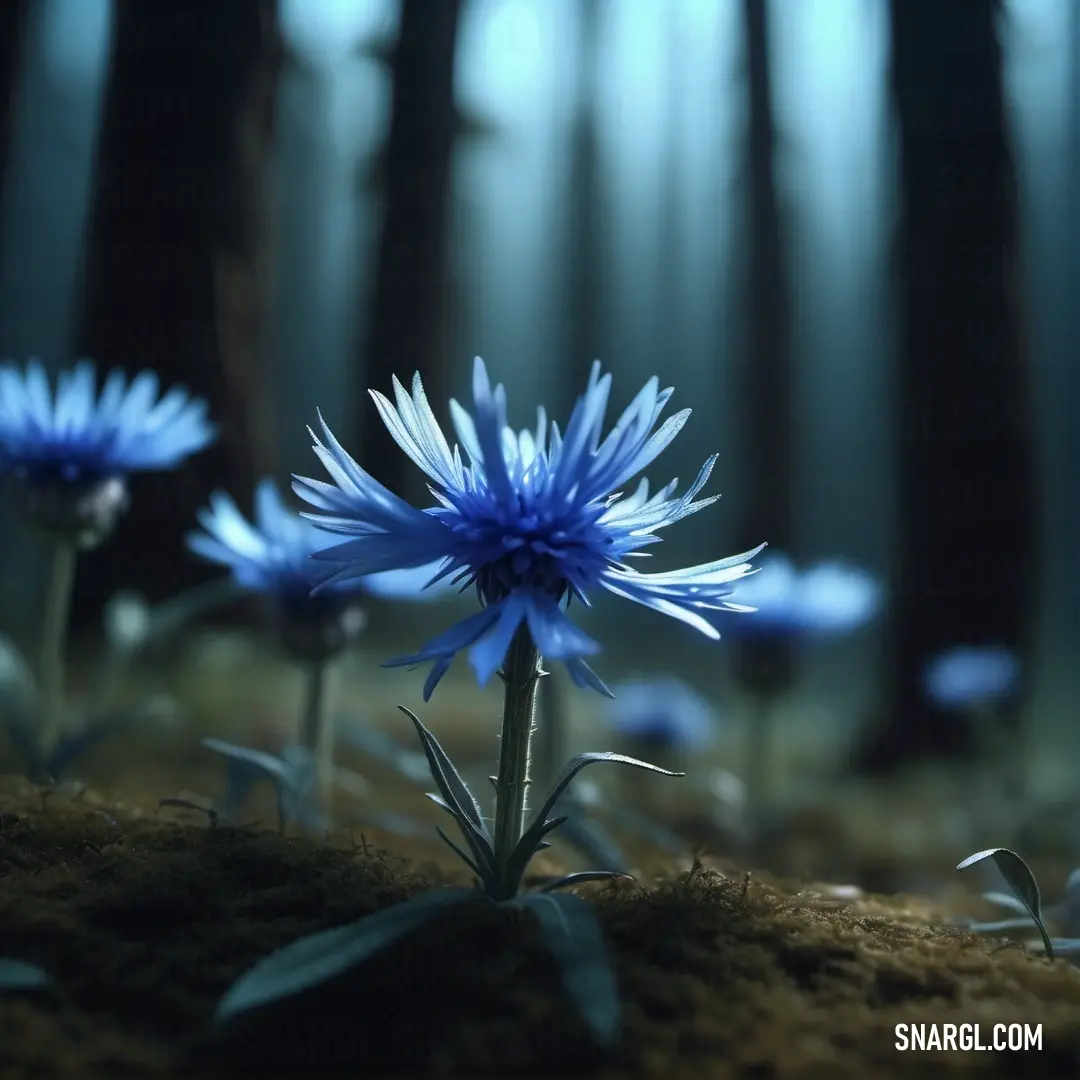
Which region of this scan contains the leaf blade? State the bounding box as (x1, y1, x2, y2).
(516, 891, 620, 1045)
(957, 848, 1055, 959)
(215, 887, 476, 1023)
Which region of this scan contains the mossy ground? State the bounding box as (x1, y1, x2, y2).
(1, 785, 1078, 1078)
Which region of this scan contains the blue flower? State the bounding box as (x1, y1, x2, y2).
(293, 357, 763, 699)
(726, 552, 881, 638)
(0, 360, 214, 481)
(922, 645, 1019, 709)
(187, 477, 445, 612)
(0, 360, 215, 544)
(602, 676, 718, 750)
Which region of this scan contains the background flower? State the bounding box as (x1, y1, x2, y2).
(922, 645, 1019, 709)
(295, 357, 763, 699)
(726, 552, 881, 638)
(0, 360, 215, 545)
(0, 360, 214, 481)
(187, 477, 444, 616)
(602, 676, 719, 751)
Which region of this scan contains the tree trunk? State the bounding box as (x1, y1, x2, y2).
(856, 0, 1038, 770)
(0, 0, 28, 201)
(564, 0, 602, 420)
(356, 0, 462, 496)
(734, 0, 794, 696)
(75, 0, 281, 625)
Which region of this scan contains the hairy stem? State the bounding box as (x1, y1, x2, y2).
(299, 657, 334, 812)
(492, 625, 542, 899)
(534, 661, 560, 791)
(38, 540, 78, 756)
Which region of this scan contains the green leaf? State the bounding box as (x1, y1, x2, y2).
(0, 959, 50, 992)
(981, 891, 1030, 916)
(435, 825, 483, 878)
(957, 848, 1055, 959)
(538, 871, 632, 893)
(504, 753, 680, 895)
(398, 707, 490, 841)
(514, 891, 620, 1045)
(202, 738, 288, 783)
(424, 793, 495, 880)
(527, 753, 683, 842)
(215, 887, 476, 1023)
(964, 918, 1040, 934)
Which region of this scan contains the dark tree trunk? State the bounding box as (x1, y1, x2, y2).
(357, 0, 462, 496)
(734, 0, 794, 696)
(857, 0, 1038, 770)
(564, 0, 603, 416)
(75, 0, 281, 627)
(0, 0, 29, 201)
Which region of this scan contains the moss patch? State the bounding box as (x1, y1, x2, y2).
(0, 796, 1077, 1078)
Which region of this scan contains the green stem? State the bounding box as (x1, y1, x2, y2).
(38, 540, 78, 755)
(534, 661, 560, 792)
(492, 625, 542, 899)
(299, 657, 334, 811)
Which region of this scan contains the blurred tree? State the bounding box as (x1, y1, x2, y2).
(856, 0, 1038, 770)
(74, 0, 281, 624)
(733, 0, 794, 697)
(356, 0, 462, 496)
(0, 0, 28, 201)
(563, 0, 602, 423)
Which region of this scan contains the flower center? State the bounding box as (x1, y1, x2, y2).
(456, 498, 613, 604)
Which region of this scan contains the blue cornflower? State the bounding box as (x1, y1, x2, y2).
(922, 645, 1019, 710)
(294, 357, 763, 699)
(0, 359, 214, 544)
(188, 478, 445, 660)
(726, 552, 881, 638)
(603, 676, 718, 750)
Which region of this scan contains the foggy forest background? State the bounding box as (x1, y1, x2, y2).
(0, 0, 1076, 776)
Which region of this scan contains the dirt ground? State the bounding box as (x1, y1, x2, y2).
(0, 784, 1078, 1078)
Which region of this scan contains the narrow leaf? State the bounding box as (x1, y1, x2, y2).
(435, 826, 482, 878)
(503, 815, 569, 897)
(981, 891, 1030, 916)
(965, 918, 1041, 934)
(527, 753, 683, 841)
(516, 891, 620, 1045)
(202, 738, 288, 783)
(957, 848, 1054, 959)
(424, 793, 495, 879)
(513, 754, 681, 887)
(0, 959, 50, 992)
(215, 887, 476, 1023)
(538, 871, 633, 893)
(399, 707, 490, 840)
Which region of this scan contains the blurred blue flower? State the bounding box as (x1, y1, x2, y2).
(726, 552, 881, 638)
(187, 477, 444, 612)
(0, 359, 214, 481)
(294, 357, 763, 699)
(603, 676, 718, 750)
(922, 645, 1019, 709)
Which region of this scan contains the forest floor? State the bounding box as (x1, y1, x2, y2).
(0, 632, 1077, 1076)
(0, 774, 1078, 1078)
